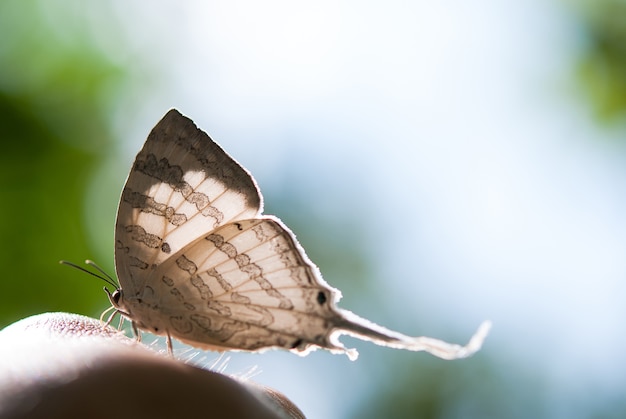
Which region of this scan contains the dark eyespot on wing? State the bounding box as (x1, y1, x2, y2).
(317, 291, 327, 305)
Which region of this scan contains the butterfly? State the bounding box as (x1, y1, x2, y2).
(106, 109, 490, 360)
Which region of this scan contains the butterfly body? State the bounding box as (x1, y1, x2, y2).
(110, 109, 490, 360)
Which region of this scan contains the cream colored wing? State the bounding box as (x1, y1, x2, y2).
(143, 217, 341, 353)
(114, 109, 262, 297)
(142, 217, 491, 360)
(113, 109, 490, 361)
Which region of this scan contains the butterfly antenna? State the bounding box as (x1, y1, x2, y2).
(59, 260, 118, 289)
(85, 259, 118, 287)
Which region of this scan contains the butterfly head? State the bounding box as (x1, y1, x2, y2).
(104, 286, 123, 310)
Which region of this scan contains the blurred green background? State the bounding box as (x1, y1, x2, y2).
(1, 1, 626, 418)
(0, 2, 124, 321)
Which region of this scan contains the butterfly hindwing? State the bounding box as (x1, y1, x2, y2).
(148, 217, 343, 352)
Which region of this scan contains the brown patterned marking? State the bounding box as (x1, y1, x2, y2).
(206, 234, 236, 257)
(255, 277, 273, 291)
(184, 302, 196, 311)
(129, 256, 149, 270)
(290, 266, 314, 285)
(269, 235, 292, 254)
(206, 233, 223, 247)
(170, 288, 184, 302)
(161, 276, 174, 287)
(190, 314, 212, 330)
(148, 111, 261, 208)
(220, 242, 237, 258)
(201, 206, 223, 226)
(190, 275, 212, 300)
(161, 243, 171, 253)
(270, 236, 314, 278)
(125, 225, 163, 249)
(230, 292, 251, 304)
(134, 153, 190, 194)
(252, 224, 270, 242)
(122, 189, 187, 226)
(170, 315, 193, 334)
(134, 153, 224, 226)
(302, 288, 322, 311)
(207, 232, 294, 310)
(277, 249, 302, 268)
(252, 222, 282, 242)
(281, 310, 332, 331)
(233, 333, 289, 351)
(186, 190, 209, 209)
(175, 139, 222, 171)
(206, 301, 231, 316)
(190, 314, 247, 342)
(115, 240, 129, 254)
(207, 268, 232, 292)
(247, 306, 274, 326)
(235, 253, 251, 267)
(240, 261, 263, 278)
(267, 289, 294, 309)
(176, 255, 197, 275)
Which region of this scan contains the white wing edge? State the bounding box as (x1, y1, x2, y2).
(330, 311, 492, 361)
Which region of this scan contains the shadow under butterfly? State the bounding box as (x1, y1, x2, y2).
(96, 109, 491, 361)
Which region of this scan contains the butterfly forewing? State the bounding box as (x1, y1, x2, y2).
(115, 110, 262, 297)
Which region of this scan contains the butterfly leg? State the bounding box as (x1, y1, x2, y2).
(131, 321, 142, 343)
(103, 308, 119, 328)
(166, 331, 173, 356)
(117, 315, 125, 331)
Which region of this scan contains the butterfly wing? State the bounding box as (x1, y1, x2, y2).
(147, 217, 349, 355)
(113, 108, 490, 360)
(114, 109, 262, 298)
